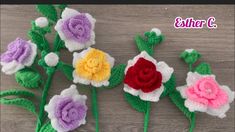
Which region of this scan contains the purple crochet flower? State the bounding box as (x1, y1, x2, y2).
(55, 8, 96, 52)
(0, 38, 37, 75)
(45, 85, 87, 132)
(62, 14, 92, 44)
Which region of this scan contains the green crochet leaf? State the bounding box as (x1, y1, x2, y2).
(160, 74, 176, 98)
(0, 89, 35, 98)
(36, 5, 58, 22)
(58, 62, 74, 81)
(169, 91, 195, 132)
(15, 68, 42, 89)
(53, 34, 65, 51)
(28, 30, 49, 51)
(194, 62, 212, 75)
(0, 98, 37, 114)
(101, 64, 126, 89)
(124, 92, 148, 113)
(135, 35, 153, 56)
(39, 122, 56, 132)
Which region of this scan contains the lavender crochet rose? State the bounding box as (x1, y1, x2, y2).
(55, 8, 96, 52)
(0, 38, 37, 75)
(45, 85, 87, 132)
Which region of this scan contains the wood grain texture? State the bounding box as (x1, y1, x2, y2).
(0, 5, 234, 132)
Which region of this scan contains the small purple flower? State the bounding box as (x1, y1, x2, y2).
(45, 85, 87, 132)
(0, 38, 37, 75)
(55, 8, 96, 52)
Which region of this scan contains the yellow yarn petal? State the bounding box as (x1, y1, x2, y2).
(92, 62, 111, 82)
(74, 48, 112, 83)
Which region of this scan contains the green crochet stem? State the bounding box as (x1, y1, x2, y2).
(35, 70, 55, 132)
(144, 102, 151, 132)
(189, 113, 196, 132)
(91, 87, 99, 132)
(189, 64, 193, 71)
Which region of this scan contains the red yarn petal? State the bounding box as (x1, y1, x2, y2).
(124, 57, 163, 92)
(124, 66, 140, 90)
(140, 71, 162, 93)
(134, 58, 156, 70)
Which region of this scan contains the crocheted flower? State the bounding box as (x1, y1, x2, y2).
(0, 38, 37, 75)
(177, 72, 235, 118)
(55, 7, 96, 52)
(45, 85, 87, 132)
(124, 51, 174, 102)
(73, 47, 115, 87)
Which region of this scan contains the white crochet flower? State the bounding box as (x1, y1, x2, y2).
(45, 85, 87, 132)
(177, 72, 235, 118)
(0, 38, 37, 75)
(55, 8, 96, 52)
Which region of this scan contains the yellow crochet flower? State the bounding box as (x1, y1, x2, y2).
(73, 48, 115, 87)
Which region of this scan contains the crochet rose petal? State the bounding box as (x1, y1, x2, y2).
(61, 7, 80, 20)
(1, 61, 24, 75)
(22, 42, 37, 66)
(186, 72, 215, 86)
(73, 48, 114, 87)
(185, 99, 207, 112)
(206, 104, 230, 118)
(139, 84, 164, 102)
(156, 61, 174, 83)
(125, 51, 157, 74)
(123, 84, 140, 96)
(221, 85, 235, 103)
(176, 85, 188, 98)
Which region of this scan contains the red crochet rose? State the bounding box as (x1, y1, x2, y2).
(123, 51, 174, 102)
(124, 58, 162, 93)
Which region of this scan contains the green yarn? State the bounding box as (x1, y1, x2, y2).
(91, 87, 99, 132)
(144, 102, 151, 132)
(15, 68, 42, 89)
(57, 62, 74, 81)
(0, 98, 37, 115)
(53, 34, 65, 51)
(135, 35, 154, 56)
(124, 92, 148, 113)
(135, 31, 164, 56)
(180, 50, 201, 65)
(161, 74, 176, 98)
(169, 90, 195, 132)
(124, 93, 151, 132)
(101, 64, 126, 89)
(194, 62, 212, 75)
(144, 31, 164, 46)
(36, 71, 55, 132)
(28, 30, 50, 52)
(39, 122, 56, 132)
(36, 5, 58, 22)
(0, 89, 35, 98)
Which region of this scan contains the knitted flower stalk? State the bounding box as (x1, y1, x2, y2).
(176, 49, 234, 131)
(72, 48, 116, 132)
(123, 28, 175, 132)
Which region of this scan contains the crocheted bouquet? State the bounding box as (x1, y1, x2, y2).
(0, 4, 234, 132)
(0, 5, 125, 132)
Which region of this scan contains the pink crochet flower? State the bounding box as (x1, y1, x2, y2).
(177, 72, 234, 118)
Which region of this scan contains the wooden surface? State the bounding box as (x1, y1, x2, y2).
(0, 5, 234, 132)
